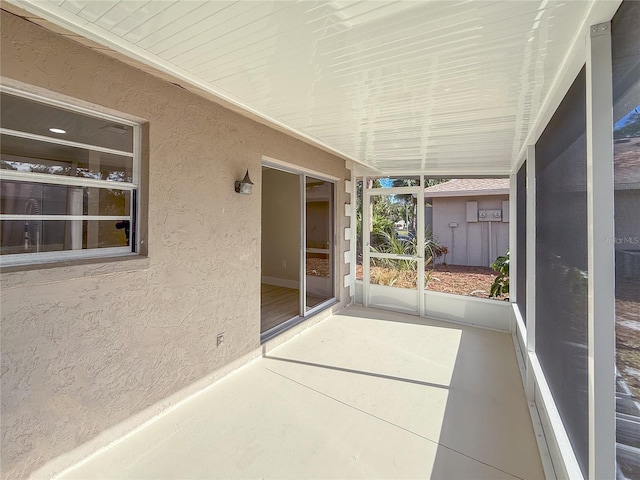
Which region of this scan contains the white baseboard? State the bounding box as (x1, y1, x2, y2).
(511, 307, 582, 479)
(511, 319, 557, 480)
(261, 276, 299, 289)
(424, 290, 512, 332)
(528, 400, 559, 480)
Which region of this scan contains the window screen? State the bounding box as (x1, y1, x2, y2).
(535, 67, 588, 477)
(612, 1, 640, 477)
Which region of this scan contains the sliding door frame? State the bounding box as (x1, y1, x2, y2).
(261, 157, 339, 341)
(303, 173, 338, 317)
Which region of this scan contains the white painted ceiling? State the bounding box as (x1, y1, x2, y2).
(6, 1, 616, 173)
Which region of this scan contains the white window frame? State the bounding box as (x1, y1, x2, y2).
(0, 85, 142, 267)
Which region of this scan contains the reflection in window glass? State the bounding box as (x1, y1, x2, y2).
(612, 2, 640, 477)
(1, 220, 130, 255)
(305, 177, 334, 311)
(1, 181, 131, 216)
(1, 134, 134, 182)
(0, 92, 134, 152)
(368, 176, 420, 188)
(0, 90, 138, 265)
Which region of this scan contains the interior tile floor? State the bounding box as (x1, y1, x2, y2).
(60, 305, 544, 479)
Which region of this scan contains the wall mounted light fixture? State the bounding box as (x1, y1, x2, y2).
(235, 170, 254, 195)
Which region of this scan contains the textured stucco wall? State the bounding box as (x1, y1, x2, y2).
(0, 11, 350, 480)
(431, 196, 509, 267)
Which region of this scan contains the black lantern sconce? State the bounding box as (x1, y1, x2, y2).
(235, 170, 254, 195)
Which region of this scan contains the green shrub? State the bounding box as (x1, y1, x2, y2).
(490, 251, 510, 299)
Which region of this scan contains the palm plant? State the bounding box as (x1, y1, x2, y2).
(370, 231, 416, 270)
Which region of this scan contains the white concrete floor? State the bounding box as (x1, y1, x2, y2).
(60, 305, 544, 479)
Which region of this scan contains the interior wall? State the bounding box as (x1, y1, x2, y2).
(0, 11, 350, 480)
(261, 167, 301, 285)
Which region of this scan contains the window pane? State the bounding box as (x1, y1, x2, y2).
(1, 134, 134, 182)
(424, 178, 509, 300)
(1, 181, 131, 217)
(368, 176, 420, 188)
(261, 166, 301, 334)
(305, 177, 334, 311)
(0, 92, 133, 152)
(369, 194, 418, 253)
(612, 1, 640, 477)
(535, 67, 588, 477)
(1, 219, 130, 255)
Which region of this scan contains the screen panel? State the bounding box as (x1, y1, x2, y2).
(535, 67, 588, 477)
(423, 177, 510, 300)
(612, 2, 640, 477)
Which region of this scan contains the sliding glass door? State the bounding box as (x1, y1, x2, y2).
(261, 165, 336, 338)
(305, 177, 335, 311)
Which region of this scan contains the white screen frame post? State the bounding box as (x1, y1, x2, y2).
(586, 21, 616, 480)
(525, 145, 537, 403)
(417, 176, 425, 316)
(300, 174, 307, 316)
(362, 177, 371, 308)
(509, 170, 517, 312)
